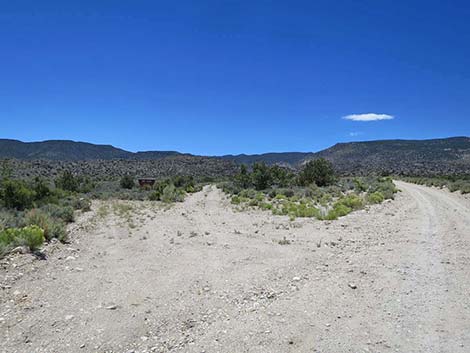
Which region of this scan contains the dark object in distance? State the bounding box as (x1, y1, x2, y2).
(138, 178, 156, 187)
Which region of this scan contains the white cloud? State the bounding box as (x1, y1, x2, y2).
(342, 113, 394, 122)
(349, 132, 362, 137)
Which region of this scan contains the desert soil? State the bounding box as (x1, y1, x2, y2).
(1, 181, 469, 353)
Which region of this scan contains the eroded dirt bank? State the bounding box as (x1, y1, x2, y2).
(1, 182, 469, 353)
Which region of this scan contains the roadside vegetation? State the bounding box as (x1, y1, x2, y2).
(401, 175, 470, 194)
(0, 161, 203, 258)
(218, 159, 398, 221)
(0, 158, 402, 258)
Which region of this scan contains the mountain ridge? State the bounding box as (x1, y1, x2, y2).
(1, 136, 470, 175)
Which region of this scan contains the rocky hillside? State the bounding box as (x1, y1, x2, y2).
(314, 137, 470, 176)
(0, 139, 186, 161)
(220, 152, 314, 166)
(5, 156, 238, 180)
(0, 139, 132, 160)
(1, 136, 469, 176)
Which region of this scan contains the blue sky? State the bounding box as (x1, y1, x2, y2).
(1, 0, 469, 155)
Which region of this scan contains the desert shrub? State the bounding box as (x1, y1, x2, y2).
(277, 200, 319, 218)
(0, 209, 22, 230)
(305, 185, 324, 201)
(449, 180, 470, 194)
(33, 177, 52, 200)
(239, 188, 257, 199)
(120, 175, 135, 189)
(367, 191, 385, 204)
(280, 188, 295, 198)
(319, 193, 332, 205)
(40, 204, 75, 223)
(148, 190, 161, 201)
(161, 183, 185, 203)
(0, 225, 45, 255)
(71, 197, 92, 212)
(55, 171, 80, 192)
(24, 209, 67, 241)
(324, 203, 352, 220)
(218, 181, 242, 195)
(371, 177, 397, 199)
(353, 178, 368, 193)
(298, 158, 335, 187)
(336, 194, 364, 210)
(231, 195, 241, 205)
(1, 179, 35, 210)
(259, 202, 273, 210)
(172, 175, 195, 190)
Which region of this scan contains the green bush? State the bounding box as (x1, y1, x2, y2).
(259, 202, 273, 210)
(71, 197, 92, 212)
(33, 177, 52, 200)
(55, 171, 80, 192)
(41, 204, 75, 223)
(161, 184, 185, 203)
(120, 175, 135, 189)
(298, 158, 335, 187)
(231, 195, 241, 205)
(324, 203, 352, 220)
(252, 162, 272, 190)
(0, 225, 45, 255)
(1, 179, 36, 210)
(367, 191, 385, 204)
(24, 209, 67, 241)
(369, 177, 397, 200)
(336, 194, 364, 210)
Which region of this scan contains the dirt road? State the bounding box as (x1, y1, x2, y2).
(1, 182, 469, 353)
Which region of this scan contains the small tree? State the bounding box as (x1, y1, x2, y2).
(252, 162, 271, 190)
(298, 158, 335, 187)
(235, 165, 251, 189)
(120, 175, 134, 189)
(270, 165, 293, 187)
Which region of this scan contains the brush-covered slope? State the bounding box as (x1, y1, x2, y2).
(314, 136, 470, 175)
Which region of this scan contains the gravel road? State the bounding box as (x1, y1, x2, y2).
(1, 181, 469, 353)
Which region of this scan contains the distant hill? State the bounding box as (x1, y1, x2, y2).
(0, 139, 132, 160)
(220, 152, 314, 166)
(313, 136, 470, 175)
(1, 136, 469, 176)
(0, 139, 185, 161)
(221, 137, 470, 175)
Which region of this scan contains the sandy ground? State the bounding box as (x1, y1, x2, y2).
(1, 181, 469, 353)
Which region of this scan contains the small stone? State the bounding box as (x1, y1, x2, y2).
(105, 305, 117, 310)
(292, 276, 301, 282)
(348, 283, 357, 289)
(11, 246, 29, 254)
